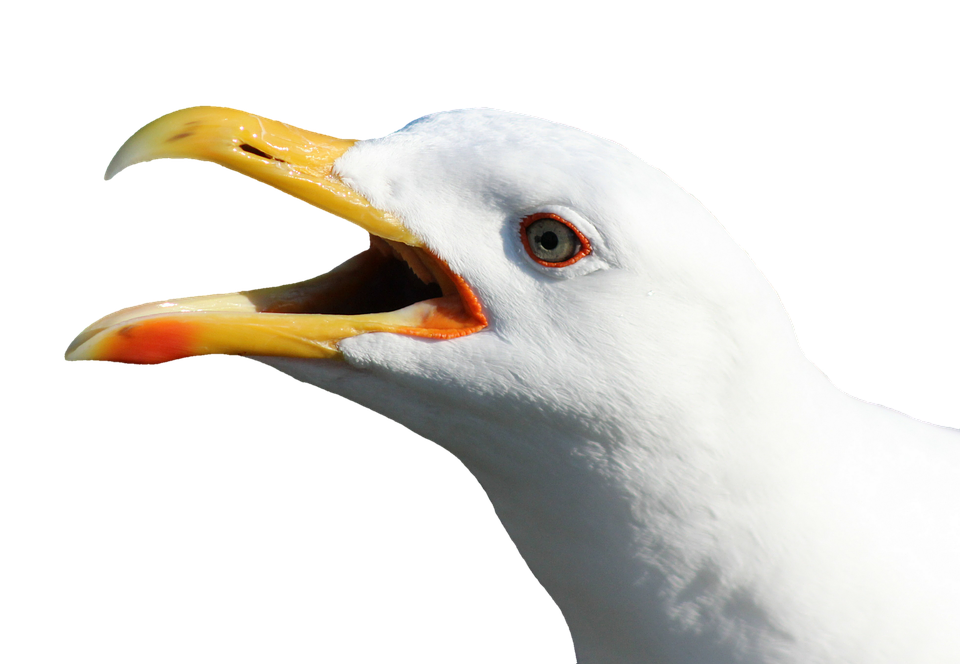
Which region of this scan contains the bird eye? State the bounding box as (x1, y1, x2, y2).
(520, 213, 591, 267)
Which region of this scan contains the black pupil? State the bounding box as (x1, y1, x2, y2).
(539, 231, 559, 250)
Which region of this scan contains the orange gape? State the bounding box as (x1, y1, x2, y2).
(397, 252, 487, 339)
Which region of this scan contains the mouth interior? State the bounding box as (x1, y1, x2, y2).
(246, 235, 456, 317)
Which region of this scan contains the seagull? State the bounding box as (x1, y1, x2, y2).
(67, 107, 960, 663)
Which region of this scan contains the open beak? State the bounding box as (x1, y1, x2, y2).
(65, 107, 486, 364)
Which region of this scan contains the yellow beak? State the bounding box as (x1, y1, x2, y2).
(65, 107, 485, 364)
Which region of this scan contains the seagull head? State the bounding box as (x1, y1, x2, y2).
(67, 107, 818, 661)
(68, 106, 800, 452)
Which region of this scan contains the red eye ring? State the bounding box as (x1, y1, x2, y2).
(520, 213, 592, 268)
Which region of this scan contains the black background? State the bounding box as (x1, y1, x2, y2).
(56, 70, 957, 661)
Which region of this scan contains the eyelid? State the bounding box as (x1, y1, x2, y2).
(520, 213, 592, 268)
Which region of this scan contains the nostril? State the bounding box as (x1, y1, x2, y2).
(239, 143, 285, 163)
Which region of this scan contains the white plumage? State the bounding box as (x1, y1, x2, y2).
(75, 108, 960, 663)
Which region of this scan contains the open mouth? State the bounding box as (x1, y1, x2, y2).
(65, 236, 485, 365)
(65, 107, 486, 365)
(254, 237, 456, 318)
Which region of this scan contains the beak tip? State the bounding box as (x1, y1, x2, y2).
(105, 124, 156, 180)
(104, 152, 128, 180)
(104, 159, 120, 180)
(64, 336, 87, 361)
